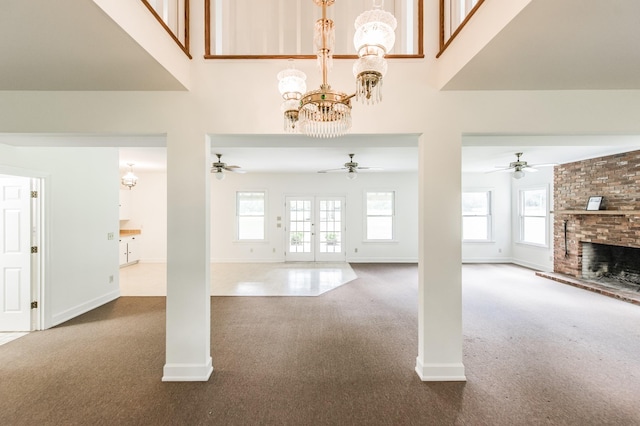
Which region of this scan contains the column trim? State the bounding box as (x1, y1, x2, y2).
(415, 358, 466, 382)
(162, 357, 214, 382)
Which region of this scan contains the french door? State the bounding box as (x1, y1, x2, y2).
(285, 196, 346, 262)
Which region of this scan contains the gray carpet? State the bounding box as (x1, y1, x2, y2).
(1, 263, 639, 425)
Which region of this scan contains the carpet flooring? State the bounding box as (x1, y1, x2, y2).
(1, 263, 639, 425)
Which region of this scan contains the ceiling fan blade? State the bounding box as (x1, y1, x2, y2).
(318, 167, 348, 173)
(526, 167, 539, 172)
(356, 166, 383, 171)
(224, 167, 246, 173)
(529, 163, 558, 168)
(486, 167, 512, 174)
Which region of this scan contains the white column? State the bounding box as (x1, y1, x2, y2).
(415, 130, 466, 382)
(162, 131, 213, 382)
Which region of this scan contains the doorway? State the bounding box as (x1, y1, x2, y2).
(0, 175, 41, 332)
(285, 196, 346, 262)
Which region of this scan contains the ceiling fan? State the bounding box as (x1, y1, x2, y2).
(490, 152, 557, 179)
(317, 153, 382, 180)
(211, 153, 246, 180)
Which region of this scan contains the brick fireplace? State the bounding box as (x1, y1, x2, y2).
(553, 150, 640, 287)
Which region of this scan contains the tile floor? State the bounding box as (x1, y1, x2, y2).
(119, 262, 357, 296)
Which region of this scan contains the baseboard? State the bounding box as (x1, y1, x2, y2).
(415, 358, 467, 382)
(139, 259, 166, 264)
(211, 258, 284, 263)
(49, 289, 120, 328)
(462, 258, 512, 264)
(162, 357, 213, 382)
(346, 257, 418, 263)
(511, 258, 551, 272)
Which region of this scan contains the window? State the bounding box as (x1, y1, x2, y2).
(462, 191, 492, 241)
(366, 191, 394, 240)
(519, 187, 547, 246)
(237, 191, 265, 240)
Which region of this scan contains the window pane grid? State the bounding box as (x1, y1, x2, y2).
(237, 191, 265, 240)
(366, 191, 394, 240)
(520, 188, 547, 245)
(462, 191, 491, 241)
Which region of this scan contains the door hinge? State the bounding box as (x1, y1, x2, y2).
(31, 301, 38, 309)
(31, 191, 38, 198)
(31, 246, 38, 254)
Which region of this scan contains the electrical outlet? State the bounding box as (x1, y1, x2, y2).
(273, 248, 276, 253)
(109, 275, 114, 283)
(250, 248, 253, 253)
(354, 248, 358, 253)
(498, 248, 502, 253)
(107, 232, 114, 240)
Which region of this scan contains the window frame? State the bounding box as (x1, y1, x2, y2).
(517, 186, 549, 247)
(235, 190, 267, 242)
(461, 189, 493, 243)
(364, 190, 396, 242)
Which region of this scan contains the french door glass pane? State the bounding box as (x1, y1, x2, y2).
(289, 200, 312, 253)
(319, 200, 342, 253)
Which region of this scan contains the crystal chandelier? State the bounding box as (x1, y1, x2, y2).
(121, 163, 138, 189)
(278, 0, 397, 139)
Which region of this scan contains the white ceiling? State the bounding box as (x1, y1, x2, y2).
(0, 0, 185, 90)
(443, 0, 640, 90)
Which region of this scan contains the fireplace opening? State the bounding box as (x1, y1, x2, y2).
(581, 243, 640, 292)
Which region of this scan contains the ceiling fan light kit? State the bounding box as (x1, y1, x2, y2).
(211, 153, 245, 181)
(489, 152, 557, 179)
(277, 0, 396, 139)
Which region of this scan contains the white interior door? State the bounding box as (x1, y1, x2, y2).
(0, 176, 32, 331)
(285, 196, 346, 262)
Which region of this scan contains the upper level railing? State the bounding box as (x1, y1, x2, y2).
(438, 0, 484, 57)
(204, 0, 423, 59)
(141, 0, 191, 58)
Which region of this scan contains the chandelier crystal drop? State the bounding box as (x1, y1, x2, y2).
(277, 0, 395, 139)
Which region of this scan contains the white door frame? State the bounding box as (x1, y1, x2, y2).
(0, 167, 46, 331)
(285, 195, 347, 262)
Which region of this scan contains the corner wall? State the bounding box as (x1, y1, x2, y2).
(0, 144, 120, 328)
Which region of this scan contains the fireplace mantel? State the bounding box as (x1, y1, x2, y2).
(553, 210, 640, 216)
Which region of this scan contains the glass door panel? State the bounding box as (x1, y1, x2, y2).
(286, 197, 314, 261)
(317, 198, 345, 261)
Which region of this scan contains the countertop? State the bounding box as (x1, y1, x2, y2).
(120, 229, 142, 237)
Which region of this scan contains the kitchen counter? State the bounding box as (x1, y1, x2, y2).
(120, 229, 142, 237)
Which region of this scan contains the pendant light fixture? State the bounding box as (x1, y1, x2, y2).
(278, 0, 396, 138)
(121, 163, 138, 189)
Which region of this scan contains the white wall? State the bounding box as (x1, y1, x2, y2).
(462, 171, 512, 263)
(0, 144, 120, 328)
(126, 170, 419, 263)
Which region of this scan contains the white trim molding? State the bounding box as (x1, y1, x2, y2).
(415, 358, 467, 382)
(162, 357, 214, 382)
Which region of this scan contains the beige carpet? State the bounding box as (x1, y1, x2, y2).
(0, 263, 639, 425)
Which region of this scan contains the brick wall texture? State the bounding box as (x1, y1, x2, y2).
(554, 150, 640, 277)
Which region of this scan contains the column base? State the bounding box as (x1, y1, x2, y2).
(415, 357, 466, 382)
(162, 357, 213, 382)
